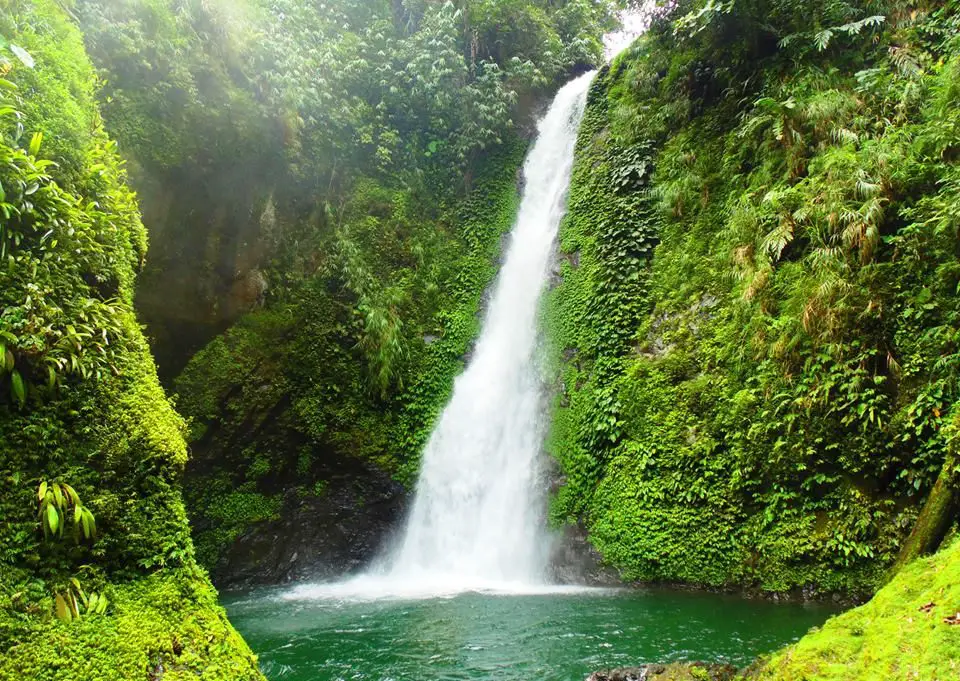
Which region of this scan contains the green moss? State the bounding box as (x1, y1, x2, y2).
(749, 538, 960, 679)
(0, 568, 261, 681)
(193, 488, 284, 568)
(547, 3, 960, 594)
(0, 2, 263, 678)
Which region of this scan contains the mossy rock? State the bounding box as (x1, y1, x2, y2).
(546, 1, 960, 594)
(748, 537, 960, 680)
(0, 2, 264, 678)
(0, 569, 261, 681)
(587, 663, 738, 681)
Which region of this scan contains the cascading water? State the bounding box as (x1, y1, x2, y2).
(385, 71, 595, 591)
(287, 71, 595, 600)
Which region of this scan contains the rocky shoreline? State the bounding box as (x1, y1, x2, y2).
(586, 664, 738, 681)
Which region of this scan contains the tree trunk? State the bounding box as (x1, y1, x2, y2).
(889, 450, 957, 579)
(463, 1, 476, 78)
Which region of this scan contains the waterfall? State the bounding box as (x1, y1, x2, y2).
(387, 72, 594, 588)
(286, 71, 595, 601)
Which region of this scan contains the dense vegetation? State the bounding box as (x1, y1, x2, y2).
(3, 0, 960, 678)
(548, 0, 959, 596)
(174, 144, 526, 572)
(0, 1, 262, 678)
(0, 1, 617, 676)
(58, 0, 620, 576)
(73, 0, 616, 376)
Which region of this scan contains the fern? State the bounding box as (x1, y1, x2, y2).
(762, 221, 795, 262)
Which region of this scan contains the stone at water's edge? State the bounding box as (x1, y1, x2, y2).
(207, 462, 406, 589)
(586, 664, 739, 681)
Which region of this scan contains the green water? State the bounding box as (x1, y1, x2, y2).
(224, 587, 838, 681)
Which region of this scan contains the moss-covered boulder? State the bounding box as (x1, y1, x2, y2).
(748, 536, 960, 679)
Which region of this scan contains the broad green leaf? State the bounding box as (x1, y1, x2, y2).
(28, 132, 42, 157)
(46, 504, 59, 535)
(10, 369, 25, 406)
(67, 593, 80, 618)
(69, 578, 85, 606)
(82, 508, 96, 539)
(63, 483, 79, 505)
(55, 594, 71, 622)
(53, 484, 64, 509)
(38, 481, 47, 503)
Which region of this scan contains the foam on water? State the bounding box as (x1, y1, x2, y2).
(280, 576, 611, 603)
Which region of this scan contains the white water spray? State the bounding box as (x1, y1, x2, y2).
(286, 72, 595, 601)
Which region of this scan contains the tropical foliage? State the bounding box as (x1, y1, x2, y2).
(81, 0, 617, 568)
(72, 0, 619, 376)
(548, 0, 960, 595)
(0, 1, 615, 677)
(0, 1, 262, 678)
(175, 142, 526, 570)
(4, 0, 960, 678)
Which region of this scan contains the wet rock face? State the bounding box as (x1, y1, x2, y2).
(210, 465, 406, 590)
(134, 170, 279, 383)
(541, 453, 620, 586)
(586, 663, 738, 681)
(549, 521, 621, 587)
